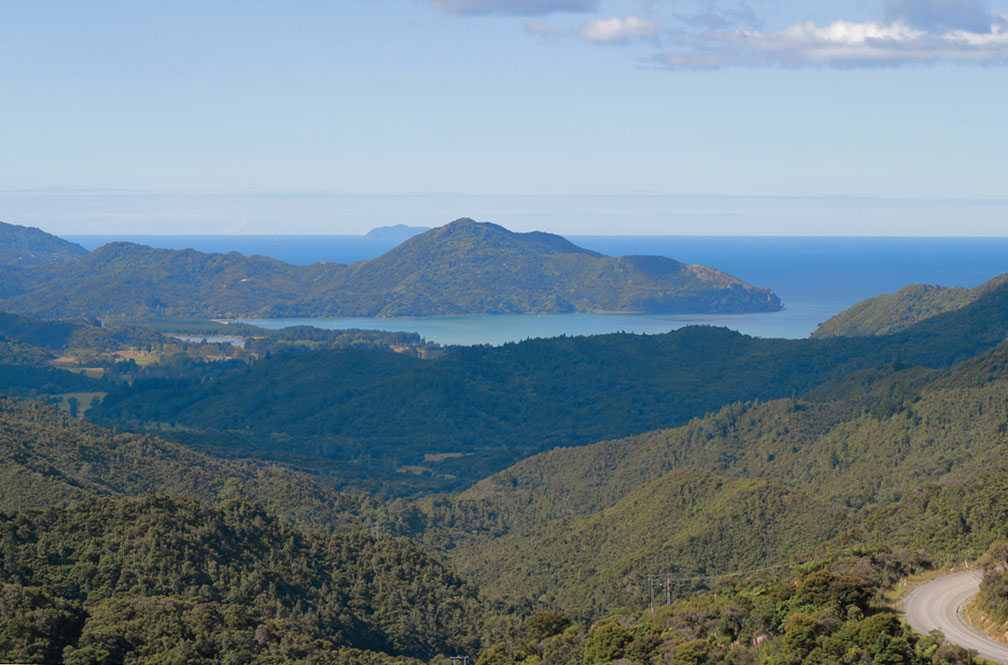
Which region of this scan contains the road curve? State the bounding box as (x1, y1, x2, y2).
(904, 570, 1008, 665)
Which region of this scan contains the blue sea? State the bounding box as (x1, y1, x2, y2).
(66, 234, 1008, 346)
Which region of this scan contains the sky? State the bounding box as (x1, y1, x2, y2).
(2, 0, 1007, 235)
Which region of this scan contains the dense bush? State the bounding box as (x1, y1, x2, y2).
(0, 495, 485, 664)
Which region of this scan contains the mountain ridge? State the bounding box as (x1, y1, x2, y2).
(84, 274, 1008, 493)
(410, 333, 1008, 610)
(813, 274, 1008, 338)
(0, 221, 88, 266)
(0, 218, 782, 320)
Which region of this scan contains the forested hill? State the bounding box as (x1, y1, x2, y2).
(90, 274, 1008, 491)
(416, 335, 1008, 610)
(0, 242, 307, 321)
(0, 397, 400, 531)
(437, 337, 1008, 535)
(325, 219, 781, 316)
(0, 218, 782, 320)
(0, 221, 88, 266)
(438, 467, 851, 614)
(813, 273, 1008, 338)
(0, 494, 484, 664)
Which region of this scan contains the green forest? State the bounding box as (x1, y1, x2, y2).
(813, 274, 1008, 338)
(0, 220, 781, 320)
(0, 495, 484, 664)
(3, 222, 1008, 663)
(84, 277, 1008, 492)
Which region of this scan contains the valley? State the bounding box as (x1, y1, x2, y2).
(7, 3, 1008, 662)
(1, 220, 1008, 664)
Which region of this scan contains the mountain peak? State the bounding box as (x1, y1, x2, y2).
(337, 218, 780, 316)
(411, 218, 601, 258)
(437, 217, 504, 235)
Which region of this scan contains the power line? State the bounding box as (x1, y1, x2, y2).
(665, 556, 819, 584)
(646, 556, 820, 608)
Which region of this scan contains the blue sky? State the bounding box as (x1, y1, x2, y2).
(2, 0, 1007, 235)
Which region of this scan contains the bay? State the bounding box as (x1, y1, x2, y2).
(67, 234, 1008, 345)
(235, 308, 833, 346)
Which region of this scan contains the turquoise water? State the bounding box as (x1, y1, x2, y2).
(236, 306, 836, 346)
(68, 234, 1008, 345)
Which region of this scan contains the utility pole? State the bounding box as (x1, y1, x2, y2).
(647, 573, 675, 610)
(649, 572, 665, 608)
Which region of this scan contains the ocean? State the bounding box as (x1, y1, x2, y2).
(66, 234, 1008, 346)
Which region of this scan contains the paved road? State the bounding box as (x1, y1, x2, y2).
(904, 570, 1008, 664)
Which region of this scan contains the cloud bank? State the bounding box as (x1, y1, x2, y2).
(656, 14, 1008, 69)
(427, 0, 1008, 69)
(426, 0, 598, 16)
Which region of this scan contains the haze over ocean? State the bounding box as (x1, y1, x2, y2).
(66, 234, 1008, 344)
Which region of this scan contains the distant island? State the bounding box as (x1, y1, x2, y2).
(0, 218, 782, 320)
(364, 224, 431, 241)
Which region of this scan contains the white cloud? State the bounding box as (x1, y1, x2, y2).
(655, 14, 1008, 69)
(449, 0, 1008, 69)
(578, 16, 660, 43)
(426, 0, 598, 16)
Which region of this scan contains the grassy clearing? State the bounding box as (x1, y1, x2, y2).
(424, 452, 471, 463)
(51, 363, 106, 378)
(51, 392, 107, 415)
(396, 465, 434, 476)
(108, 349, 160, 366)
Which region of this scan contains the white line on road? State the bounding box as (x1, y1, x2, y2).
(904, 571, 1008, 665)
